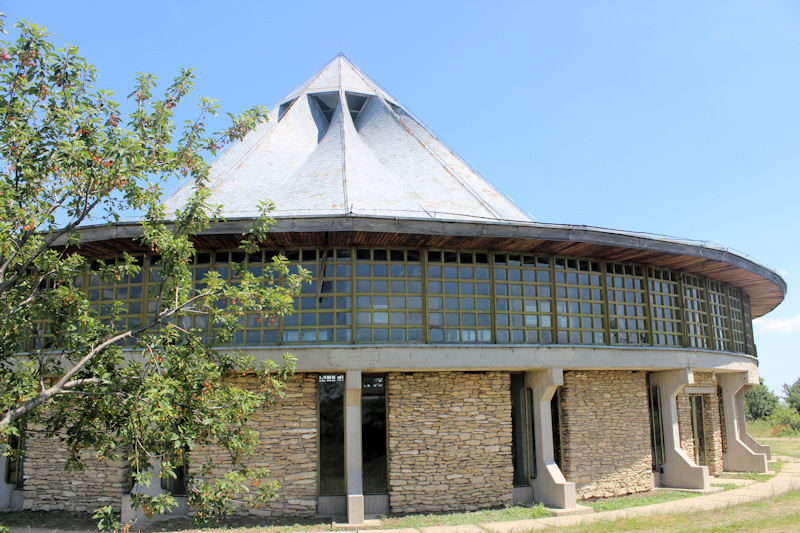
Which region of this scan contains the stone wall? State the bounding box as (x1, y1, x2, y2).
(677, 372, 723, 476)
(560, 370, 653, 499)
(386, 371, 513, 514)
(21, 434, 129, 512)
(191, 373, 318, 517)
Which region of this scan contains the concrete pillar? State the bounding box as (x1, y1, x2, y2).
(344, 370, 364, 525)
(718, 371, 770, 472)
(526, 368, 576, 509)
(650, 368, 709, 490)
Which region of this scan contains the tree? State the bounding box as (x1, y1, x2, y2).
(0, 18, 309, 527)
(743, 378, 779, 420)
(783, 378, 800, 414)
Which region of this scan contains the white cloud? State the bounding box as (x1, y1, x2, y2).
(755, 315, 800, 334)
(778, 270, 790, 278)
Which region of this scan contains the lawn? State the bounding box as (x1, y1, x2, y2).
(582, 489, 699, 512)
(556, 488, 800, 532)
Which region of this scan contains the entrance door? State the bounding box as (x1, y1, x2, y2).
(690, 395, 707, 466)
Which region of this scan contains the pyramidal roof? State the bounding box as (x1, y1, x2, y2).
(164, 54, 533, 223)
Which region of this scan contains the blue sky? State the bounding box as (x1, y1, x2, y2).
(4, 1, 799, 394)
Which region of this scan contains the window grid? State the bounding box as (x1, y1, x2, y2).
(554, 258, 605, 345)
(235, 250, 282, 345)
(682, 275, 710, 349)
(606, 263, 649, 345)
(427, 251, 492, 343)
(494, 254, 554, 344)
(354, 248, 424, 343)
(23, 247, 759, 355)
(708, 281, 731, 351)
(647, 267, 684, 347)
(283, 249, 351, 344)
(90, 256, 146, 347)
(742, 295, 755, 356)
(727, 287, 746, 354)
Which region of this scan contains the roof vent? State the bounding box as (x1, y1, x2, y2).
(346, 92, 370, 124)
(309, 92, 339, 124)
(278, 98, 297, 121)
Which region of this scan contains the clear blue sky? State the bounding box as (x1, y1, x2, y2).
(4, 1, 799, 394)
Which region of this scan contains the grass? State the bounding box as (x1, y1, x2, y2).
(582, 489, 699, 512)
(0, 510, 97, 531)
(710, 482, 740, 490)
(718, 458, 782, 483)
(745, 418, 774, 439)
(556, 488, 800, 532)
(378, 503, 552, 529)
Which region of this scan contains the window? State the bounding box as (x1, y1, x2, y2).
(551, 388, 563, 470)
(355, 249, 423, 343)
(606, 263, 648, 345)
(318, 374, 345, 495)
(4, 432, 23, 489)
(554, 258, 604, 345)
(708, 282, 731, 351)
(317, 374, 388, 496)
(361, 376, 387, 494)
(160, 447, 189, 496)
(427, 251, 492, 343)
(683, 275, 710, 349)
(690, 395, 707, 466)
(495, 254, 553, 344)
(648, 268, 683, 347)
(647, 381, 665, 471)
(511, 374, 536, 486)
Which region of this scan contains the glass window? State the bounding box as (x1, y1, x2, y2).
(496, 254, 553, 344)
(427, 251, 491, 343)
(606, 262, 648, 345)
(683, 275, 710, 349)
(648, 268, 684, 347)
(354, 249, 423, 343)
(554, 257, 605, 345)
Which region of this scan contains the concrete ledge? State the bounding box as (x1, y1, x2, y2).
(545, 504, 594, 516)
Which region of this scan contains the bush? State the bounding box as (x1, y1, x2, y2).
(769, 404, 800, 436)
(745, 379, 780, 420)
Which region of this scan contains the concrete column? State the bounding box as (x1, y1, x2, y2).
(718, 371, 770, 472)
(344, 370, 364, 525)
(650, 368, 709, 490)
(526, 368, 576, 509)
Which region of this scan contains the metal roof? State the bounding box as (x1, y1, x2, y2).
(163, 54, 533, 223)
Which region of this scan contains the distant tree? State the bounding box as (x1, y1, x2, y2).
(783, 378, 800, 414)
(744, 378, 779, 420)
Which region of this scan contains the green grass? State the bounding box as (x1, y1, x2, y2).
(378, 504, 553, 529)
(719, 458, 782, 483)
(0, 510, 97, 531)
(710, 482, 740, 491)
(745, 418, 774, 439)
(763, 437, 800, 459)
(556, 488, 800, 532)
(137, 505, 554, 533)
(582, 489, 699, 512)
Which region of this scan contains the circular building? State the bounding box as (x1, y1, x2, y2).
(3, 55, 786, 522)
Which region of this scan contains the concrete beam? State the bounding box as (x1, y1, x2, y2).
(718, 371, 770, 472)
(344, 370, 364, 525)
(241, 344, 759, 375)
(526, 368, 576, 509)
(650, 368, 709, 490)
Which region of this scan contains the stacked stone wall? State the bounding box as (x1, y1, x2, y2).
(21, 434, 129, 512)
(191, 373, 318, 517)
(677, 372, 723, 476)
(560, 370, 653, 499)
(386, 371, 513, 514)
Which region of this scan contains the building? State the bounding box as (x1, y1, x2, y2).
(1, 55, 786, 523)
